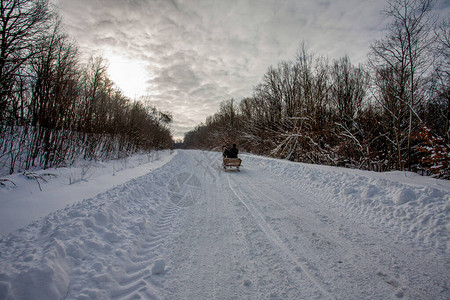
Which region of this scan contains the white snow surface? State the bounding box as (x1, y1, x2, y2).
(0, 150, 449, 299)
(0, 151, 175, 236)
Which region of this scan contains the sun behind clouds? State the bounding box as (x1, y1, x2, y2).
(105, 51, 149, 99)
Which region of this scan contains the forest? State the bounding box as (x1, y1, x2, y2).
(0, 0, 173, 175)
(183, 0, 449, 179)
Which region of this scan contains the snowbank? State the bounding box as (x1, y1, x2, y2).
(241, 154, 450, 253)
(0, 150, 175, 236)
(0, 151, 182, 299)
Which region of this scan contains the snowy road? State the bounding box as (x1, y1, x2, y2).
(0, 150, 449, 299)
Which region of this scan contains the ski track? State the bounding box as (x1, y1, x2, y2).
(226, 173, 334, 299)
(239, 175, 429, 299)
(236, 156, 449, 299)
(0, 150, 449, 299)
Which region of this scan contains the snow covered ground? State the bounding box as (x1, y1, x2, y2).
(0, 151, 175, 236)
(0, 150, 448, 299)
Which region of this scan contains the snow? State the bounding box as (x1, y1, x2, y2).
(0, 151, 175, 236)
(0, 150, 449, 299)
(151, 259, 166, 275)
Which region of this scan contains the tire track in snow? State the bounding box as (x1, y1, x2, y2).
(110, 202, 182, 299)
(226, 173, 335, 299)
(281, 176, 446, 299)
(242, 177, 406, 298)
(104, 183, 182, 299)
(243, 172, 440, 299)
(162, 151, 276, 299)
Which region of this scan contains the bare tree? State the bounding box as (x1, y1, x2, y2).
(432, 18, 449, 141)
(330, 56, 367, 128)
(81, 56, 109, 134)
(29, 20, 79, 168)
(369, 0, 436, 169)
(0, 0, 52, 124)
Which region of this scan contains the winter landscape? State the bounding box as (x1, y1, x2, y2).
(0, 150, 449, 299)
(1, 0, 449, 299)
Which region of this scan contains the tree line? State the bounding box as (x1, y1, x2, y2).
(0, 0, 172, 174)
(184, 0, 449, 179)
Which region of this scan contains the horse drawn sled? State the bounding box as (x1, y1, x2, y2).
(222, 157, 242, 171)
(222, 144, 241, 171)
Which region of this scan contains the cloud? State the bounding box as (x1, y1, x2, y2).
(55, 0, 394, 139)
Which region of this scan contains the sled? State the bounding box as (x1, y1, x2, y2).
(223, 158, 242, 171)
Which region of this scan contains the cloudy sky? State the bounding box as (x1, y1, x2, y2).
(53, 0, 444, 140)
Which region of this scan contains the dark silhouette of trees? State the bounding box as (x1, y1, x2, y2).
(184, 0, 448, 178)
(0, 0, 173, 174)
(369, 0, 437, 170)
(0, 0, 52, 125)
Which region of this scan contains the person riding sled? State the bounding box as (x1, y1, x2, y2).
(222, 144, 239, 158)
(228, 144, 239, 158)
(222, 143, 241, 171)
